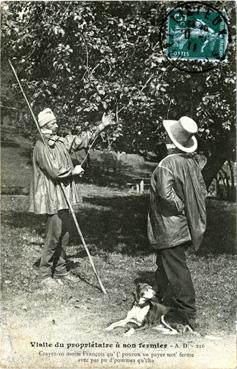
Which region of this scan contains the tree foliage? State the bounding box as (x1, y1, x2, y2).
(1, 1, 236, 185)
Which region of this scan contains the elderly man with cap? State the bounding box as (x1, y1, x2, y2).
(148, 116, 207, 331)
(29, 108, 115, 287)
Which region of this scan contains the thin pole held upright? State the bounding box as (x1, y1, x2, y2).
(8, 59, 107, 294)
(60, 185, 107, 294)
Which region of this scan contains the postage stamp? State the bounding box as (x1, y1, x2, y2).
(160, 2, 230, 72)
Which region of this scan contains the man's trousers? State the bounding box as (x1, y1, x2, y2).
(155, 242, 196, 321)
(39, 210, 70, 278)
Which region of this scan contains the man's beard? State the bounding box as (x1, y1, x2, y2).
(41, 128, 57, 137)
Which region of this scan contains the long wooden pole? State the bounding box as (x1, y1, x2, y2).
(9, 59, 107, 294)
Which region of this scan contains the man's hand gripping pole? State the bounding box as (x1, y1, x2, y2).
(8, 59, 107, 294)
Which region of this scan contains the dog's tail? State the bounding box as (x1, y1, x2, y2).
(161, 315, 178, 334)
(161, 315, 199, 336)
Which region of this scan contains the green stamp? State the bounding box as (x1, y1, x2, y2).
(164, 3, 229, 62)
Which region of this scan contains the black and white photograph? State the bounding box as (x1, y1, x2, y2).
(1, 1, 236, 368)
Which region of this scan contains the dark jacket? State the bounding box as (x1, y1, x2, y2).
(147, 152, 207, 251)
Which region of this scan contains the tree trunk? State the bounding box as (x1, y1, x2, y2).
(228, 160, 235, 189)
(202, 154, 226, 189)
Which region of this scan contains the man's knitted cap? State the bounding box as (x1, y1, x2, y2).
(38, 108, 56, 127)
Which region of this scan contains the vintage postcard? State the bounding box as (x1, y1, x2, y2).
(1, 1, 236, 369)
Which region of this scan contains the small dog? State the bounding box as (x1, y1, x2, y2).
(105, 283, 195, 336)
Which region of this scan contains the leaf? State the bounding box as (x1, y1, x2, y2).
(102, 101, 108, 110)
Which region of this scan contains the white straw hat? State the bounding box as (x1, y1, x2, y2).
(38, 108, 56, 127)
(163, 116, 198, 153)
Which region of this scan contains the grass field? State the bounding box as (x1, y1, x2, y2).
(1, 138, 236, 369)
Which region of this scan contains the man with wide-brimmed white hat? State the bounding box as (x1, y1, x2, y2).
(29, 108, 115, 288)
(148, 116, 207, 331)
